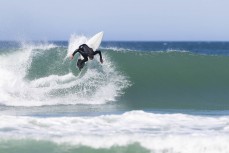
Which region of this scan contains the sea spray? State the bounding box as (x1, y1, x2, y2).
(0, 38, 130, 106)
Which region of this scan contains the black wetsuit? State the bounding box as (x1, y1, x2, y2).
(72, 44, 102, 70)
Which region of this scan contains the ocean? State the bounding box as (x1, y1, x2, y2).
(1, 36, 229, 153)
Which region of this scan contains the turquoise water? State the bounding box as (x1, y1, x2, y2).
(1, 39, 229, 153)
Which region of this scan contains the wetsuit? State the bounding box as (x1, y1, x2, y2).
(72, 44, 103, 70)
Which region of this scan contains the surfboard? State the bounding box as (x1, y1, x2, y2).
(86, 31, 104, 51)
(77, 31, 104, 70)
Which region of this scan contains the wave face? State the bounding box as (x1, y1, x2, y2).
(109, 50, 229, 110)
(0, 39, 130, 107)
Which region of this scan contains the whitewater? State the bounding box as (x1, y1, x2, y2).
(1, 38, 229, 153)
(0, 36, 130, 107)
(1, 111, 229, 153)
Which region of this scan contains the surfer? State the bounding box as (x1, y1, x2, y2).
(70, 44, 103, 70)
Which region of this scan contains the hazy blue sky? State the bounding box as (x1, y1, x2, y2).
(0, 0, 229, 41)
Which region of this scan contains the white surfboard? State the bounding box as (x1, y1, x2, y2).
(86, 31, 104, 51)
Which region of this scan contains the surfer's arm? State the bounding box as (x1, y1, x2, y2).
(94, 50, 103, 63)
(72, 49, 79, 56)
(70, 49, 79, 60)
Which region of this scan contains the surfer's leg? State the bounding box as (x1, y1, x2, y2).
(77, 56, 88, 70)
(81, 56, 88, 63)
(93, 50, 103, 63)
(93, 50, 102, 58)
(76, 52, 88, 70)
(79, 51, 88, 64)
(93, 50, 101, 55)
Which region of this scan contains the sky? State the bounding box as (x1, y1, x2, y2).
(0, 0, 229, 41)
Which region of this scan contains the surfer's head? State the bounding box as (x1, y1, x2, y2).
(88, 54, 94, 60)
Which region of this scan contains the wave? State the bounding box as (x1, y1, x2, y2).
(1, 39, 229, 109)
(0, 37, 130, 107)
(109, 50, 229, 110)
(1, 111, 229, 153)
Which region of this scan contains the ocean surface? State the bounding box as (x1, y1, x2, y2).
(1, 36, 229, 153)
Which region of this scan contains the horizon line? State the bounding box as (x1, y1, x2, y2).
(0, 40, 229, 42)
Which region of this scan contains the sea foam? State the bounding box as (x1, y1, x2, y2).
(0, 111, 229, 153)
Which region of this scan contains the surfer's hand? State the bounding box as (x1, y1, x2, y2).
(100, 58, 103, 64)
(70, 55, 74, 60)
